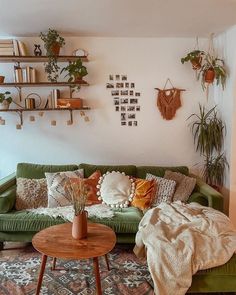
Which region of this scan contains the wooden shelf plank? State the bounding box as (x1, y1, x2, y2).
(0, 107, 90, 112)
(0, 55, 89, 63)
(0, 81, 89, 87)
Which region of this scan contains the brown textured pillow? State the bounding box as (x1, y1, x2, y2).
(164, 171, 196, 202)
(16, 178, 48, 210)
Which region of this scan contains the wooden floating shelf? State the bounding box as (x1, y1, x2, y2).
(0, 55, 89, 63)
(0, 81, 89, 87)
(0, 107, 90, 112)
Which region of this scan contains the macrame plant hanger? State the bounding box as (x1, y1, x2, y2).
(205, 33, 215, 100)
(155, 78, 185, 120)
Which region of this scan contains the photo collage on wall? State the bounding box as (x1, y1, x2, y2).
(106, 74, 141, 126)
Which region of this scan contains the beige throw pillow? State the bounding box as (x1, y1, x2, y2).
(146, 173, 176, 206)
(46, 169, 84, 208)
(164, 170, 196, 202)
(16, 178, 48, 210)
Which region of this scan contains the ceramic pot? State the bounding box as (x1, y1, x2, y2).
(72, 211, 88, 239)
(191, 56, 202, 70)
(0, 100, 10, 110)
(74, 74, 83, 82)
(204, 68, 215, 83)
(0, 76, 5, 83)
(50, 42, 60, 56)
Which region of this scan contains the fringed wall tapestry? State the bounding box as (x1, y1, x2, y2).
(155, 79, 185, 120)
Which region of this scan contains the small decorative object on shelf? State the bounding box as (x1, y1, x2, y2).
(24, 93, 42, 109)
(0, 75, 5, 83)
(34, 44, 42, 56)
(65, 179, 89, 240)
(39, 28, 65, 82)
(72, 48, 88, 57)
(0, 91, 12, 110)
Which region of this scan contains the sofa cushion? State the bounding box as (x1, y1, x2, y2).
(0, 207, 143, 234)
(78, 163, 137, 178)
(16, 163, 79, 179)
(136, 166, 189, 179)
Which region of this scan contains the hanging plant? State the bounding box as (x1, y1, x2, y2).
(181, 50, 205, 70)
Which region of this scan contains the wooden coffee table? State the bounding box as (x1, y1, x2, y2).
(32, 222, 116, 295)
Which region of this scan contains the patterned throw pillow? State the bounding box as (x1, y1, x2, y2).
(97, 171, 135, 208)
(131, 178, 157, 210)
(16, 178, 48, 210)
(164, 170, 196, 202)
(146, 173, 176, 206)
(46, 169, 84, 208)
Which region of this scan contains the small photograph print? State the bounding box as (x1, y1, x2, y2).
(136, 106, 140, 111)
(121, 90, 128, 96)
(114, 98, 120, 105)
(109, 74, 114, 81)
(135, 92, 141, 97)
(121, 113, 126, 121)
(128, 113, 136, 119)
(112, 90, 119, 96)
(129, 90, 134, 96)
(127, 106, 135, 111)
(121, 106, 126, 111)
(133, 121, 138, 126)
(125, 82, 129, 88)
(120, 98, 129, 104)
(121, 121, 126, 126)
(128, 121, 132, 126)
(106, 83, 114, 89)
(130, 83, 135, 88)
(116, 74, 120, 81)
(121, 75, 127, 81)
(130, 98, 138, 104)
(115, 106, 119, 111)
(116, 82, 124, 88)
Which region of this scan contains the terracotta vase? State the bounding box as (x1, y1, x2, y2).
(191, 56, 202, 70)
(72, 211, 88, 239)
(204, 68, 215, 83)
(0, 76, 5, 83)
(50, 42, 61, 56)
(0, 100, 10, 110)
(74, 74, 83, 82)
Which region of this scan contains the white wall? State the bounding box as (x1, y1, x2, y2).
(214, 26, 236, 226)
(0, 37, 208, 179)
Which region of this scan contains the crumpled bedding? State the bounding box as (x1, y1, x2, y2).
(134, 201, 236, 295)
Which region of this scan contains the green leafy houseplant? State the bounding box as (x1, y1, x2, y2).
(181, 50, 205, 70)
(61, 58, 88, 92)
(0, 91, 12, 110)
(39, 28, 65, 82)
(188, 104, 228, 189)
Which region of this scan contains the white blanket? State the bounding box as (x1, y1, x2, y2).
(134, 201, 236, 295)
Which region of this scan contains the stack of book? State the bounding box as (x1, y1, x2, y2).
(0, 39, 28, 56)
(14, 66, 37, 83)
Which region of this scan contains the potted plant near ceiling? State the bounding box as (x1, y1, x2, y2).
(188, 104, 228, 191)
(61, 58, 88, 92)
(197, 53, 227, 90)
(181, 50, 205, 70)
(0, 91, 12, 110)
(39, 28, 65, 82)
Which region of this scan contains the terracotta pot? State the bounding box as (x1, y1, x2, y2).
(74, 75, 83, 82)
(0, 76, 5, 83)
(191, 56, 202, 70)
(72, 211, 88, 239)
(0, 100, 10, 110)
(50, 42, 61, 56)
(204, 68, 215, 83)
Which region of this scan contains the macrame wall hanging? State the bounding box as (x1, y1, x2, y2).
(155, 79, 185, 120)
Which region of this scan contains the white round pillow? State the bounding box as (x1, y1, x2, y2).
(96, 171, 135, 208)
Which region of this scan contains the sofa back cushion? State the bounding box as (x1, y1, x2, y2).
(78, 163, 137, 178)
(136, 166, 189, 179)
(16, 163, 79, 179)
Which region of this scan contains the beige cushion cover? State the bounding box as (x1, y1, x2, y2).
(164, 170, 196, 202)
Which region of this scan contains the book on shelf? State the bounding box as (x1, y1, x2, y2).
(0, 39, 14, 55)
(0, 39, 13, 44)
(18, 41, 28, 56)
(14, 66, 37, 83)
(13, 39, 20, 56)
(14, 66, 23, 83)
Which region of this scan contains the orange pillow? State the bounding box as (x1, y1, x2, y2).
(70, 170, 102, 206)
(131, 178, 157, 210)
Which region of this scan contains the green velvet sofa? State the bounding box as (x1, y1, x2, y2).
(0, 162, 235, 293)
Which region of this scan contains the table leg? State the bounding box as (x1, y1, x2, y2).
(36, 254, 47, 295)
(93, 257, 102, 295)
(104, 254, 110, 271)
(51, 257, 57, 270)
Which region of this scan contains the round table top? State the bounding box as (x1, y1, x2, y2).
(32, 222, 116, 259)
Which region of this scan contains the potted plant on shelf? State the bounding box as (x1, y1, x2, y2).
(61, 58, 88, 92)
(181, 50, 205, 70)
(188, 104, 228, 191)
(197, 53, 227, 90)
(0, 91, 12, 110)
(39, 28, 65, 82)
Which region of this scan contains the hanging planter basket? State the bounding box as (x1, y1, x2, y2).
(204, 68, 215, 84)
(190, 56, 202, 70)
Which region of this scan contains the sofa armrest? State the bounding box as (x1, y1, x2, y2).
(0, 173, 16, 213)
(190, 174, 224, 212)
